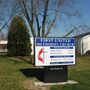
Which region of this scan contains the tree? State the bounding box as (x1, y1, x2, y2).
(18, 0, 79, 37)
(7, 16, 32, 56)
(18, 0, 90, 37)
(0, 0, 81, 37)
(0, 0, 22, 33)
(0, 1, 89, 38)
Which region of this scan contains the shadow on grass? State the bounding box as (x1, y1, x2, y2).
(21, 57, 34, 65)
(20, 68, 44, 82)
(0, 55, 34, 65)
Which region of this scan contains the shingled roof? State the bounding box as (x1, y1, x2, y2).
(74, 32, 90, 38)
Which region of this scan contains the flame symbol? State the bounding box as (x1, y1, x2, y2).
(38, 48, 44, 63)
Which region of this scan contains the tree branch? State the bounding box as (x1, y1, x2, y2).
(45, 0, 62, 37)
(42, 0, 49, 37)
(31, 0, 34, 24)
(0, 15, 13, 32)
(19, 0, 36, 37)
(35, 15, 41, 36)
(63, 25, 81, 37)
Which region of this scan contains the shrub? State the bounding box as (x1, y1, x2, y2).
(7, 16, 32, 56)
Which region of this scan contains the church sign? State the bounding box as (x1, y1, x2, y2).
(35, 37, 75, 66)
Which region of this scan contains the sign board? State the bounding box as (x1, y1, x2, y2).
(35, 37, 75, 66)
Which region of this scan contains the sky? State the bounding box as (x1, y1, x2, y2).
(50, 0, 90, 37)
(75, 0, 90, 25)
(0, 0, 90, 37)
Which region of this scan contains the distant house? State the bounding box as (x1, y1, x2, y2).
(0, 40, 7, 52)
(74, 32, 90, 54)
(1, 33, 90, 55)
(0, 38, 34, 55)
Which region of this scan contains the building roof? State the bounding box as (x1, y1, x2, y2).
(74, 32, 90, 38)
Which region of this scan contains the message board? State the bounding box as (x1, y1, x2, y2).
(35, 37, 75, 66)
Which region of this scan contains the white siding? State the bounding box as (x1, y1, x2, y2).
(0, 40, 7, 44)
(0, 38, 34, 55)
(81, 35, 90, 54)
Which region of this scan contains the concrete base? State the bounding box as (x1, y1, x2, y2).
(34, 80, 79, 86)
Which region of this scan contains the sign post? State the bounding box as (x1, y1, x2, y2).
(35, 37, 75, 83)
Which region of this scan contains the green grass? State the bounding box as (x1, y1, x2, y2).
(0, 55, 33, 90)
(50, 55, 90, 90)
(0, 55, 90, 90)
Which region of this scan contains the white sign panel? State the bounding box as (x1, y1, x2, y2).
(35, 37, 75, 66)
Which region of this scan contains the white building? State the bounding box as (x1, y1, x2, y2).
(0, 34, 90, 55)
(75, 32, 90, 54)
(0, 37, 34, 55)
(0, 40, 7, 52)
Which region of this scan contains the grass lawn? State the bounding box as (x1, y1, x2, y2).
(0, 54, 90, 90)
(50, 55, 90, 90)
(0, 55, 34, 90)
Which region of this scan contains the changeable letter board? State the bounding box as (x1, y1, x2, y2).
(35, 37, 75, 66)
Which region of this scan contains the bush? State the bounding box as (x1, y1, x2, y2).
(7, 16, 32, 56)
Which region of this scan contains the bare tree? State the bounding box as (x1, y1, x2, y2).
(63, 24, 90, 37)
(0, 0, 81, 37)
(0, 0, 22, 32)
(17, 0, 79, 37)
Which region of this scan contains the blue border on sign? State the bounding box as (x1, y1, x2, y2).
(34, 37, 76, 67)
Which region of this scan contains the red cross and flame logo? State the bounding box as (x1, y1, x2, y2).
(38, 48, 44, 63)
